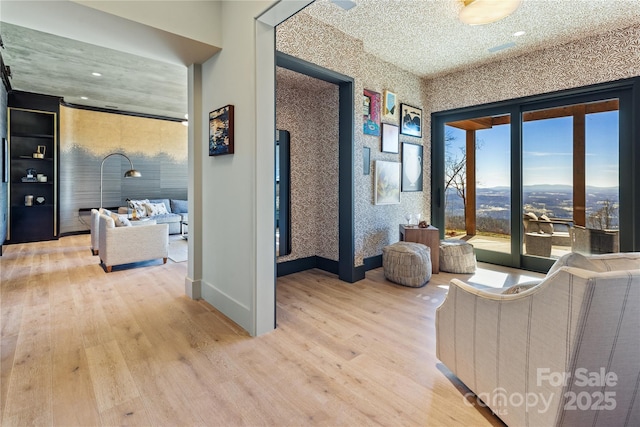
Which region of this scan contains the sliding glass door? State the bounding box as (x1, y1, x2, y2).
(442, 111, 515, 266)
(432, 81, 634, 272)
(522, 99, 619, 263)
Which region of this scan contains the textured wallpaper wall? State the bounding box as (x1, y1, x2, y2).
(429, 25, 640, 112)
(277, 12, 429, 265)
(276, 67, 339, 262)
(278, 12, 639, 268)
(59, 106, 187, 234)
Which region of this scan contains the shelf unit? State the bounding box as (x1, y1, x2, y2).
(8, 107, 58, 243)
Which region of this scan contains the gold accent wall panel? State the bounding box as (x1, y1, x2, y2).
(59, 106, 187, 234)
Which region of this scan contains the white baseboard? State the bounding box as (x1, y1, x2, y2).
(201, 280, 252, 335)
(184, 276, 201, 299)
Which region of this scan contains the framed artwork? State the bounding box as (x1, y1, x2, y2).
(2, 138, 7, 183)
(363, 147, 371, 175)
(363, 89, 381, 136)
(381, 123, 399, 153)
(382, 90, 397, 121)
(374, 160, 401, 205)
(209, 105, 235, 156)
(402, 142, 423, 192)
(400, 103, 422, 137)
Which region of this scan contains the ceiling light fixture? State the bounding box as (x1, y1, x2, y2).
(92, 72, 102, 77)
(513, 30, 526, 37)
(459, 0, 521, 25)
(81, 96, 88, 100)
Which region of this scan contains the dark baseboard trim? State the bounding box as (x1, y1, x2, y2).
(276, 255, 382, 278)
(277, 256, 339, 277)
(316, 256, 339, 275)
(363, 254, 382, 271)
(60, 230, 90, 237)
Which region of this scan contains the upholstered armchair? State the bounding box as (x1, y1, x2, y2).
(523, 212, 572, 248)
(436, 252, 640, 427)
(97, 212, 169, 272)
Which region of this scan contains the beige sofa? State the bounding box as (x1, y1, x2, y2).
(436, 252, 640, 426)
(98, 212, 169, 272)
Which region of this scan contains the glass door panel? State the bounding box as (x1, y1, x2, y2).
(444, 114, 512, 258)
(522, 99, 619, 259)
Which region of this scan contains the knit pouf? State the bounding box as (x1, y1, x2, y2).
(439, 239, 477, 274)
(382, 242, 432, 287)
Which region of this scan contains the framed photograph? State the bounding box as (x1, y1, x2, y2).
(2, 138, 7, 183)
(381, 123, 399, 153)
(363, 89, 381, 136)
(382, 90, 397, 121)
(374, 160, 401, 205)
(402, 142, 423, 192)
(400, 103, 422, 137)
(363, 147, 371, 175)
(209, 105, 234, 156)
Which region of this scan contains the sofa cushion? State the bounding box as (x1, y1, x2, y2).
(170, 199, 188, 214)
(145, 202, 169, 216)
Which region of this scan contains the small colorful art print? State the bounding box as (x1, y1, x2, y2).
(363, 89, 381, 136)
(209, 105, 235, 156)
(383, 90, 397, 121)
(374, 160, 401, 205)
(400, 103, 422, 137)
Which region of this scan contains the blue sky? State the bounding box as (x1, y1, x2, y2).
(446, 109, 619, 188)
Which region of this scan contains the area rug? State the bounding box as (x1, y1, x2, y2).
(168, 237, 188, 262)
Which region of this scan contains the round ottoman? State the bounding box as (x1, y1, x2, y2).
(439, 239, 477, 273)
(382, 242, 432, 287)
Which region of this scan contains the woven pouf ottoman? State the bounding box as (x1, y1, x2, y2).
(439, 239, 477, 273)
(382, 242, 432, 287)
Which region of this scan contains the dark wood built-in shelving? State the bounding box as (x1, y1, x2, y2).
(7, 103, 59, 243)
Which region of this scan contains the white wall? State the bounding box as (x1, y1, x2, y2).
(199, 0, 277, 335)
(73, 0, 222, 47)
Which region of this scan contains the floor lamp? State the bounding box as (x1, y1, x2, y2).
(100, 152, 141, 208)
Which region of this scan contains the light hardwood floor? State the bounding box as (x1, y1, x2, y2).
(0, 235, 530, 426)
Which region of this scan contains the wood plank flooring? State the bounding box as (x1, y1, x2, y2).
(0, 235, 522, 426)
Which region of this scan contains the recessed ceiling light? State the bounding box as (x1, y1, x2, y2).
(80, 96, 88, 100)
(513, 31, 526, 37)
(92, 72, 102, 77)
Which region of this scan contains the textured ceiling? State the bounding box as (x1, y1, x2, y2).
(304, 0, 640, 77)
(1, 0, 639, 119)
(1, 22, 187, 119)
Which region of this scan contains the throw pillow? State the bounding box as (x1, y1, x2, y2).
(502, 283, 538, 295)
(144, 202, 169, 216)
(127, 199, 149, 218)
(538, 214, 554, 234)
(110, 213, 132, 227)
